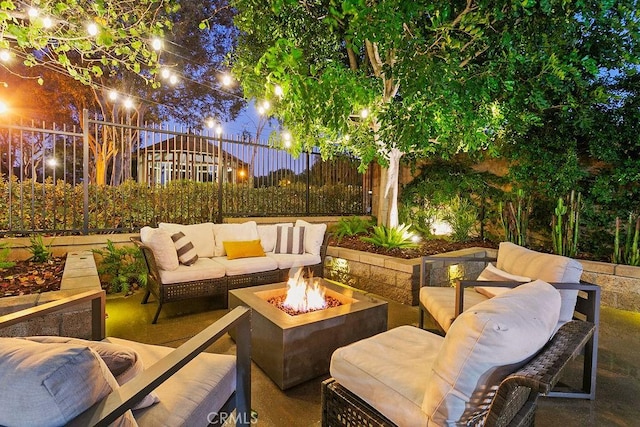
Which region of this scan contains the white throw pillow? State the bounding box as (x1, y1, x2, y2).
(159, 222, 215, 258)
(274, 226, 306, 254)
(0, 338, 136, 426)
(257, 223, 293, 252)
(475, 263, 531, 298)
(140, 226, 179, 271)
(422, 280, 561, 425)
(295, 219, 327, 255)
(212, 221, 259, 256)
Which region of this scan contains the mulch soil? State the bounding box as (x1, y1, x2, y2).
(329, 235, 498, 260)
(0, 257, 65, 298)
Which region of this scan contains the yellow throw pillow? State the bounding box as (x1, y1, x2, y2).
(223, 240, 266, 260)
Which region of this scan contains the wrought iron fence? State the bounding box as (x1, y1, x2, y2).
(0, 110, 372, 235)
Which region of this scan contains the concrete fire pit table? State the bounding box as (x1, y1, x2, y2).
(228, 279, 388, 390)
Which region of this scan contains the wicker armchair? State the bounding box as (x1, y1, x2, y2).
(322, 320, 595, 427)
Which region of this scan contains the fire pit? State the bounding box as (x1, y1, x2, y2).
(228, 278, 388, 390)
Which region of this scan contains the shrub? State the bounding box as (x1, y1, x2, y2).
(93, 240, 148, 294)
(361, 224, 418, 249)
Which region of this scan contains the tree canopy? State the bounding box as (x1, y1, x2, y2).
(231, 0, 640, 225)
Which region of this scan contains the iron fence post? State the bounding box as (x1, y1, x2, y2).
(217, 134, 223, 223)
(82, 109, 89, 234)
(306, 151, 310, 216)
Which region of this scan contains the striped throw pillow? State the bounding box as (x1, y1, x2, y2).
(274, 226, 306, 254)
(171, 231, 198, 266)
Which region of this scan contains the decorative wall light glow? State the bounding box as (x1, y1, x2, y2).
(274, 85, 283, 98)
(360, 108, 369, 119)
(123, 98, 134, 109)
(411, 234, 421, 244)
(0, 50, 10, 62)
(108, 90, 118, 101)
(87, 23, 99, 36)
(221, 73, 232, 86)
(0, 101, 8, 114)
(151, 38, 162, 51)
(431, 220, 453, 236)
(28, 7, 39, 18)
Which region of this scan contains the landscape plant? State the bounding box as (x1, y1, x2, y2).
(551, 191, 581, 258)
(443, 197, 478, 243)
(613, 214, 640, 266)
(361, 224, 418, 250)
(0, 243, 16, 269)
(93, 240, 148, 294)
(332, 216, 373, 242)
(499, 189, 531, 247)
(27, 235, 53, 263)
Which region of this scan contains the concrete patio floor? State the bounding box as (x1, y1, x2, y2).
(105, 287, 640, 426)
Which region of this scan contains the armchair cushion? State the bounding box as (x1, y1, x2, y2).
(496, 242, 582, 322)
(475, 263, 531, 298)
(422, 280, 561, 424)
(104, 337, 236, 427)
(330, 325, 441, 426)
(419, 287, 489, 331)
(0, 338, 136, 427)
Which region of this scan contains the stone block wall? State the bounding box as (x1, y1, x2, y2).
(0, 250, 102, 339)
(580, 260, 640, 312)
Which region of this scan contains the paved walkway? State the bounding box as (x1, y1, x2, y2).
(105, 289, 640, 426)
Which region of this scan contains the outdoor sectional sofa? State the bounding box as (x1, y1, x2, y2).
(133, 220, 328, 323)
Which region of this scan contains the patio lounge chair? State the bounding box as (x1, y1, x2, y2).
(322, 281, 596, 426)
(419, 241, 600, 399)
(0, 290, 252, 427)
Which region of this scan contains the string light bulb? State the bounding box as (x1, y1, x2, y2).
(257, 105, 265, 115)
(360, 108, 369, 119)
(221, 73, 232, 86)
(0, 101, 8, 114)
(87, 22, 99, 36)
(282, 131, 291, 148)
(108, 90, 118, 101)
(28, 7, 39, 18)
(0, 50, 10, 62)
(123, 98, 134, 109)
(160, 68, 171, 79)
(262, 100, 271, 110)
(151, 38, 162, 51)
(169, 74, 178, 85)
(215, 124, 223, 135)
(274, 85, 283, 98)
(205, 118, 215, 129)
(42, 16, 53, 28)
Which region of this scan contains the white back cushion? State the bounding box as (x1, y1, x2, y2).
(212, 221, 259, 256)
(257, 223, 293, 252)
(295, 219, 327, 255)
(140, 226, 179, 271)
(422, 280, 561, 425)
(159, 222, 215, 258)
(496, 242, 582, 322)
(475, 263, 531, 298)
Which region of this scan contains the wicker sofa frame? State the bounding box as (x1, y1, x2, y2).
(132, 233, 329, 323)
(321, 319, 595, 427)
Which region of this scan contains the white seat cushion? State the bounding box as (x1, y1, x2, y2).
(211, 256, 278, 276)
(419, 286, 489, 332)
(474, 263, 531, 298)
(330, 325, 442, 426)
(496, 242, 582, 322)
(266, 252, 321, 269)
(422, 280, 561, 425)
(158, 257, 226, 284)
(104, 337, 235, 427)
(159, 222, 215, 258)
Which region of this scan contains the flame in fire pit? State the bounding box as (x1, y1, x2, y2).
(283, 276, 327, 312)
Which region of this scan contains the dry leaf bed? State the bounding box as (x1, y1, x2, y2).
(0, 257, 65, 298)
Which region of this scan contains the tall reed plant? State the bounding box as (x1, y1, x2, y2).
(613, 214, 640, 266)
(551, 190, 581, 258)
